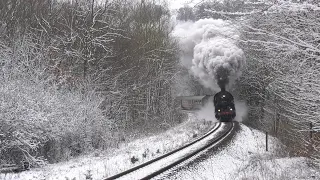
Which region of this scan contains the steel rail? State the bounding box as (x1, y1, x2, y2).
(140, 122, 235, 180)
(104, 122, 222, 180)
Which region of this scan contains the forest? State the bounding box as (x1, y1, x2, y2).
(0, 0, 319, 167)
(0, 0, 183, 166)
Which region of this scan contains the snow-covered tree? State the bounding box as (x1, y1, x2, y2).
(177, 6, 196, 21)
(237, 0, 320, 159)
(0, 0, 182, 166)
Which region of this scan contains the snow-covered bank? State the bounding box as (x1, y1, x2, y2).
(2, 118, 319, 180)
(0, 116, 213, 180)
(158, 124, 320, 180)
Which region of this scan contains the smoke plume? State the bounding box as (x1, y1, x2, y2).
(173, 18, 246, 91)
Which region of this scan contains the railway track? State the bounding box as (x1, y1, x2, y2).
(105, 122, 237, 180)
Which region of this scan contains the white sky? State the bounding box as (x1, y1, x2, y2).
(168, 0, 204, 10)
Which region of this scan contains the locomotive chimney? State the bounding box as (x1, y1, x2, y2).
(216, 67, 229, 92)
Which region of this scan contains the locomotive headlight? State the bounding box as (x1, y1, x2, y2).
(218, 109, 221, 112)
(230, 108, 233, 111)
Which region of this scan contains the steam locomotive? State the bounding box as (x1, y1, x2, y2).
(213, 90, 236, 122)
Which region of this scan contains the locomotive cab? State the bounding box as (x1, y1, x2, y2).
(214, 90, 236, 122)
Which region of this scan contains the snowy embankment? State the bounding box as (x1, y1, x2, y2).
(158, 124, 320, 180)
(3, 116, 319, 180)
(0, 115, 212, 180)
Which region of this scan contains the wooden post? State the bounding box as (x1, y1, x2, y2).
(266, 132, 268, 151)
(275, 113, 280, 137)
(273, 119, 276, 137)
(310, 122, 313, 139)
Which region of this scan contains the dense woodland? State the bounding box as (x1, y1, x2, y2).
(0, 0, 319, 168)
(0, 0, 183, 166)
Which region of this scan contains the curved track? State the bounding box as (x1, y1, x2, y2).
(105, 122, 236, 180)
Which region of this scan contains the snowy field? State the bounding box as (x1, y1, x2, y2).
(2, 117, 319, 180)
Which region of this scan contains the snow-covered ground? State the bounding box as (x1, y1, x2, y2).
(0, 115, 213, 180)
(2, 116, 319, 180)
(156, 124, 320, 180)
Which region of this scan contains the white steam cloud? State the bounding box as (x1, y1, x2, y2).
(173, 18, 246, 91)
(234, 101, 248, 122)
(195, 97, 217, 122)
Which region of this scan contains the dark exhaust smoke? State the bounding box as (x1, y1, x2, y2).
(216, 67, 230, 91)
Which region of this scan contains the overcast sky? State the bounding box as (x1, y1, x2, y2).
(169, 0, 204, 10)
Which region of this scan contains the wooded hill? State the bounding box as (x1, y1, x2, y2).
(0, 0, 183, 166)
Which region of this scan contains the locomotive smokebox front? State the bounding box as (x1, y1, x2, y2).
(213, 90, 236, 122)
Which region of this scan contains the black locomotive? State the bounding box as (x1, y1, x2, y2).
(213, 90, 236, 122)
